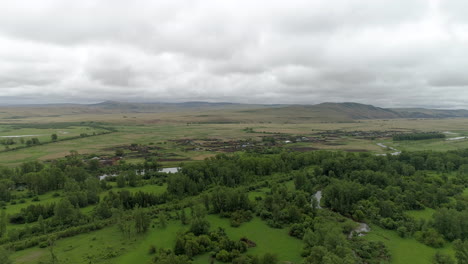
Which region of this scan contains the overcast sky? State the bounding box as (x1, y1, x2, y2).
(0, 0, 467, 108)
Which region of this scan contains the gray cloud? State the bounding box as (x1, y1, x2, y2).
(0, 0, 467, 108)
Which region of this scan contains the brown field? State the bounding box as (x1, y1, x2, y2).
(0, 104, 467, 166)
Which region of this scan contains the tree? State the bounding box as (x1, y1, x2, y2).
(94, 202, 112, 219)
(433, 252, 455, 264)
(115, 149, 124, 157)
(190, 217, 210, 236)
(454, 239, 468, 264)
(134, 205, 150, 233)
(51, 134, 58, 141)
(84, 177, 101, 204)
(115, 207, 133, 238)
(180, 209, 188, 225)
(127, 172, 138, 187)
(116, 174, 126, 188)
(48, 236, 58, 264)
(0, 210, 6, 238)
(37, 215, 46, 234)
(0, 247, 12, 264)
(261, 253, 278, 264)
(152, 249, 191, 264)
(54, 199, 77, 225)
(159, 212, 167, 229)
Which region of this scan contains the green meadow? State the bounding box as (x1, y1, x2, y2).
(365, 225, 455, 264)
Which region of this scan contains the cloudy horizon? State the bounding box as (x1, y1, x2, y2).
(1, 0, 468, 109)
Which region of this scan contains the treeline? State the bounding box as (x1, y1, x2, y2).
(9, 121, 118, 132)
(168, 148, 468, 198)
(393, 132, 445, 141)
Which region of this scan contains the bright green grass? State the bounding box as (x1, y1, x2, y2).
(3, 191, 64, 232)
(11, 225, 127, 264)
(284, 180, 295, 191)
(4, 191, 62, 216)
(193, 216, 303, 264)
(364, 225, 455, 264)
(104, 183, 167, 195)
(10, 216, 303, 264)
(384, 137, 468, 152)
(0, 125, 106, 151)
(406, 208, 435, 221)
(248, 187, 270, 201)
(114, 220, 186, 264)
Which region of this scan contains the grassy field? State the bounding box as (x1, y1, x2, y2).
(11, 225, 130, 264)
(10, 216, 303, 264)
(193, 216, 303, 264)
(0, 117, 467, 167)
(365, 225, 455, 264)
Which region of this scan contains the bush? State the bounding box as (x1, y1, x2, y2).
(38, 241, 48, 248)
(415, 229, 445, 248)
(397, 226, 408, 238)
(433, 252, 455, 264)
(148, 245, 157, 254)
(230, 210, 253, 227)
(216, 249, 231, 262)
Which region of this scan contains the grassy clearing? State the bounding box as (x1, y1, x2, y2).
(463, 188, 468, 197)
(365, 225, 455, 264)
(390, 138, 468, 152)
(104, 183, 167, 195)
(114, 220, 185, 264)
(406, 208, 435, 222)
(248, 187, 270, 201)
(10, 216, 303, 264)
(193, 216, 303, 264)
(11, 225, 127, 264)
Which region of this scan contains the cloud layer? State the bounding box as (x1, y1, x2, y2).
(0, 0, 467, 108)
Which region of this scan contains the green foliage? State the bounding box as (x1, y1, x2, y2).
(433, 251, 455, 264)
(152, 249, 191, 264)
(230, 210, 253, 227)
(0, 247, 12, 264)
(148, 244, 157, 255)
(134, 205, 150, 234)
(158, 212, 167, 229)
(94, 201, 112, 220)
(454, 239, 468, 264)
(415, 228, 445, 248)
(116, 174, 126, 188)
(190, 217, 210, 236)
(323, 180, 365, 216)
(180, 209, 189, 225)
(433, 208, 468, 241)
(0, 210, 6, 237)
(54, 198, 79, 225)
(393, 132, 446, 141)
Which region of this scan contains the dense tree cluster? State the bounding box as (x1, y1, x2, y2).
(393, 132, 446, 141)
(2, 145, 468, 263)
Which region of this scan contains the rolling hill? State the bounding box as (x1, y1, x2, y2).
(0, 101, 467, 123)
(248, 102, 468, 122)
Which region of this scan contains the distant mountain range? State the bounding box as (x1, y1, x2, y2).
(1, 101, 468, 121)
(265, 102, 468, 120)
